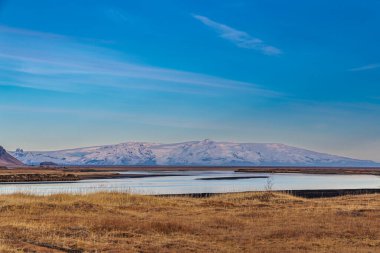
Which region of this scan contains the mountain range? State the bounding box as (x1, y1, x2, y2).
(10, 140, 379, 167)
(0, 146, 24, 166)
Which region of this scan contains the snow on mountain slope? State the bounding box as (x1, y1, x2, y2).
(10, 140, 378, 166)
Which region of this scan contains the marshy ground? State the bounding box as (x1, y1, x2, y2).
(0, 192, 378, 252)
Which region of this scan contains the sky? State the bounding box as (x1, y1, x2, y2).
(0, 0, 380, 161)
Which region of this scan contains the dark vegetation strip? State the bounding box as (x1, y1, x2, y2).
(0, 172, 187, 183)
(284, 188, 380, 198)
(157, 188, 380, 199)
(0, 173, 80, 182)
(79, 173, 185, 180)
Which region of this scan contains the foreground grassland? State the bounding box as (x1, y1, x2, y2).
(0, 192, 378, 252)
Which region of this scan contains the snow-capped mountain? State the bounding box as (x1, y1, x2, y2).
(10, 140, 378, 167)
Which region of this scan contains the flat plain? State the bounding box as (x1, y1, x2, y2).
(0, 191, 378, 252)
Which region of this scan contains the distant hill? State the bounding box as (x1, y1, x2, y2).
(0, 146, 24, 166)
(11, 140, 379, 167)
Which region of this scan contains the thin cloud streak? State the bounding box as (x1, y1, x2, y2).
(193, 14, 281, 55)
(0, 25, 114, 44)
(0, 52, 280, 96)
(349, 63, 380, 72)
(106, 8, 129, 23)
(0, 25, 283, 97)
(0, 25, 67, 40)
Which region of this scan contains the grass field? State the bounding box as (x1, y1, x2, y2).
(0, 192, 378, 252)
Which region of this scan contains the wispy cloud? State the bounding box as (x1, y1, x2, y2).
(0, 25, 283, 97)
(348, 63, 380, 72)
(105, 8, 129, 23)
(193, 14, 281, 55)
(0, 25, 114, 44)
(0, 25, 66, 40)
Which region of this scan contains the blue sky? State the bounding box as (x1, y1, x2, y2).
(1, 0, 380, 161)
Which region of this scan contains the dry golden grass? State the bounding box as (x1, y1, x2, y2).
(0, 192, 378, 252)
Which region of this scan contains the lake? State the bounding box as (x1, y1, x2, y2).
(0, 171, 379, 195)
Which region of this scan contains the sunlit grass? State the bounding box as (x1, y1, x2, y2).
(0, 192, 378, 252)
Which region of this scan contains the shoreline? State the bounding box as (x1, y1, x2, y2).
(6, 165, 380, 172)
(196, 176, 269, 180)
(0, 171, 188, 183)
(235, 167, 380, 175)
(0, 166, 379, 182)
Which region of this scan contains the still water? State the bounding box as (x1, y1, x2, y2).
(0, 171, 379, 195)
